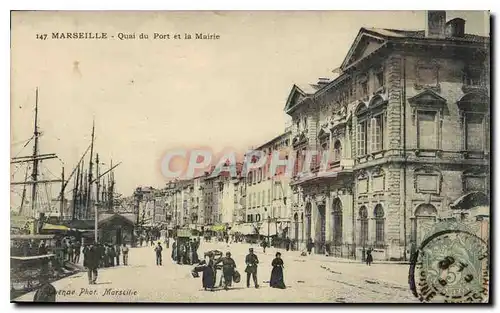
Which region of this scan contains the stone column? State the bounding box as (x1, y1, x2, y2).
(310, 201, 317, 243)
(386, 53, 403, 155)
(325, 196, 332, 243)
(368, 216, 376, 247)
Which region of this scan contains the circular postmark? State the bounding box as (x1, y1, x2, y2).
(409, 221, 489, 303)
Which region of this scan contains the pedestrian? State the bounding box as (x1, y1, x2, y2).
(155, 241, 163, 266)
(285, 237, 291, 252)
(270, 252, 286, 289)
(121, 243, 129, 265)
(108, 244, 116, 267)
(307, 238, 314, 255)
(202, 253, 216, 291)
(165, 236, 170, 249)
(73, 240, 81, 263)
(192, 240, 200, 264)
(38, 240, 48, 255)
(217, 252, 236, 290)
(366, 248, 373, 266)
(262, 240, 268, 253)
(244, 248, 259, 288)
(98, 243, 106, 268)
(115, 243, 121, 266)
(83, 242, 99, 284)
(180, 243, 188, 264)
(171, 240, 177, 262)
(150, 237, 154, 247)
(62, 238, 68, 261)
(67, 240, 74, 263)
(139, 236, 144, 247)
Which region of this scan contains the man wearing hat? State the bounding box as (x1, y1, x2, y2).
(244, 248, 259, 288)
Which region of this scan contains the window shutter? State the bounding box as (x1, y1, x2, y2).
(356, 123, 361, 156)
(370, 118, 375, 153)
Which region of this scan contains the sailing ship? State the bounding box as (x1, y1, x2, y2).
(11, 88, 64, 234)
(11, 88, 121, 236)
(10, 88, 122, 300)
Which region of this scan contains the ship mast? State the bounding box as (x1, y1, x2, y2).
(19, 166, 30, 215)
(72, 164, 80, 220)
(87, 119, 95, 219)
(30, 88, 40, 218)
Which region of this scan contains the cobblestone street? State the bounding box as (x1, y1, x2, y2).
(15, 241, 418, 303)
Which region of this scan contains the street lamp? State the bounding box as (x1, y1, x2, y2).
(264, 208, 274, 247)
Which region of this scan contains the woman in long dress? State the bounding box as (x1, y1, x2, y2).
(217, 252, 236, 290)
(202, 253, 216, 291)
(270, 252, 286, 289)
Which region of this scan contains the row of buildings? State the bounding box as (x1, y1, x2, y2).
(128, 11, 490, 260)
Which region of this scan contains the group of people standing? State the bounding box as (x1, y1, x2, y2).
(54, 237, 82, 264)
(171, 238, 200, 265)
(82, 242, 130, 284)
(197, 247, 286, 291)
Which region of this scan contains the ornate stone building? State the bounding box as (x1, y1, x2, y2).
(286, 11, 489, 260)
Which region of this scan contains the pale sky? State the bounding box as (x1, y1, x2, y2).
(10, 11, 489, 203)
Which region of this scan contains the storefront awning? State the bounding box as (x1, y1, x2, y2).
(42, 223, 70, 231)
(240, 224, 258, 235)
(258, 223, 278, 236)
(211, 224, 226, 232)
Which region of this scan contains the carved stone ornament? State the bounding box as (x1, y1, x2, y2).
(372, 166, 384, 177)
(414, 59, 441, 92)
(413, 166, 443, 194)
(357, 169, 368, 180)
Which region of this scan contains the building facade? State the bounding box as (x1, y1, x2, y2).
(285, 11, 489, 260)
(245, 131, 293, 239)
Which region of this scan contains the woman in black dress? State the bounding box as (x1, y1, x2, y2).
(366, 248, 373, 266)
(270, 252, 286, 289)
(202, 253, 216, 291)
(217, 252, 236, 290)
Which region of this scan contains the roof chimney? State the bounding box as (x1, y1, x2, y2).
(317, 77, 331, 85)
(445, 18, 465, 38)
(425, 11, 446, 38)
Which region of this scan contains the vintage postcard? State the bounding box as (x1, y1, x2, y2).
(10, 10, 490, 303)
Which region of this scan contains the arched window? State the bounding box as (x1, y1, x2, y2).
(333, 140, 342, 162)
(414, 204, 438, 246)
(359, 206, 368, 246)
(374, 204, 385, 247)
(256, 214, 261, 222)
